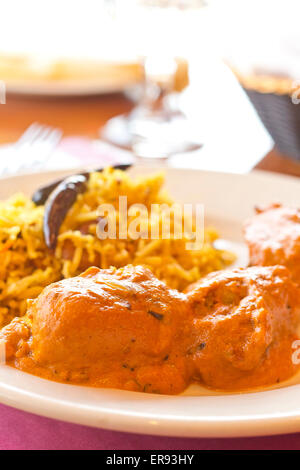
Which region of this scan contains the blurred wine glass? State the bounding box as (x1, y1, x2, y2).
(102, 0, 207, 160)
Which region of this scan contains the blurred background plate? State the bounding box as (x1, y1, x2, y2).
(1, 57, 144, 96)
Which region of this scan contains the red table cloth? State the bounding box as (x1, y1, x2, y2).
(0, 403, 299, 450)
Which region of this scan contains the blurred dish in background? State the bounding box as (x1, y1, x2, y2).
(0, 52, 189, 97)
(0, 53, 144, 96)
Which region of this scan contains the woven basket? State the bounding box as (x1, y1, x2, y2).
(230, 66, 300, 160)
(244, 88, 300, 160)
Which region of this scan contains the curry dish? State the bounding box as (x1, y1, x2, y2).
(244, 203, 300, 283)
(1, 170, 300, 395)
(1, 262, 299, 394)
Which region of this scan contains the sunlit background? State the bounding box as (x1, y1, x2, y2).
(0, 0, 299, 175)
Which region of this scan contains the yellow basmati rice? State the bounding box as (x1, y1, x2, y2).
(0, 168, 235, 326)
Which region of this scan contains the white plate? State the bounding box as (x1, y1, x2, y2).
(0, 165, 300, 438)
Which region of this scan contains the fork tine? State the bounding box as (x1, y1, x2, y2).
(35, 126, 53, 144)
(36, 126, 62, 146)
(0, 123, 63, 176)
(37, 124, 56, 140)
(18, 123, 63, 148)
(16, 122, 44, 147)
(21, 126, 63, 170)
(45, 128, 63, 146)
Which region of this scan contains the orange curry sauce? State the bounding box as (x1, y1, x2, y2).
(0, 264, 299, 395)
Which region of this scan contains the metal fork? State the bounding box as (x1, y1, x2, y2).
(1, 123, 63, 175)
